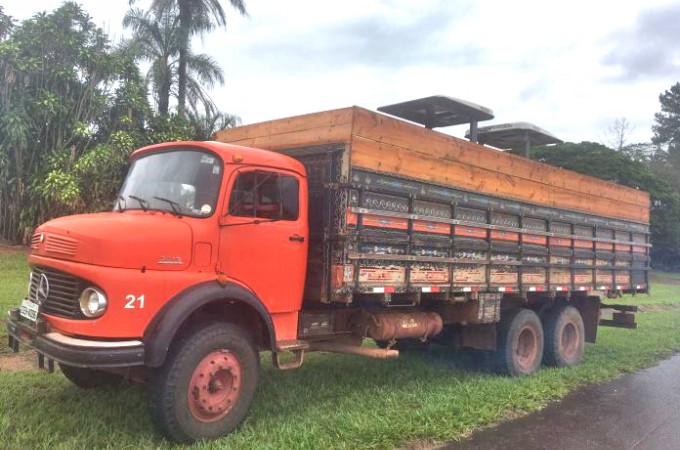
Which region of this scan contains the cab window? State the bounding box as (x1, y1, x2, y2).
(228, 171, 299, 220)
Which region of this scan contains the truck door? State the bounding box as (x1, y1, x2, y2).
(219, 168, 308, 313)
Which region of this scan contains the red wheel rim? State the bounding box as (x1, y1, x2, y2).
(516, 326, 538, 371)
(560, 322, 579, 359)
(188, 350, 242, 422)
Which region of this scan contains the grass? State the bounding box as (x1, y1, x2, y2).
(1, 252, 680, 449)
(0, 252, 30, 355)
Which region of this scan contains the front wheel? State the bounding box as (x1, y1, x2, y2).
(493, 308, 544, 376)
(148, 322, 260, 444)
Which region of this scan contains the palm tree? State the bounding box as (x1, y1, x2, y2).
(148, 0, 247, 116)
(123, 8, 225, 117)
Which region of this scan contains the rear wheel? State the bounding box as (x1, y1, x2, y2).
(59, 364, 123, 389)
(543, 305, 585, 367)
(493, 309, 544, 376)
(149, 322, 260, 444)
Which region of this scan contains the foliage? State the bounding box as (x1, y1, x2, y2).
(0, 3, 196, 243)
(123, 7, 226, 117)
(145, 0, 247, 115)
(527, 141, 680, 269)
(188, 110, 241, 140)
(652, 82, 680, 166)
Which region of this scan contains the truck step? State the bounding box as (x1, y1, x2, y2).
(601, 303, 638, 312)
(275, 340, 310, 352)
(600, 311, 637, 329)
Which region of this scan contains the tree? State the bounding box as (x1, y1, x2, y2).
(0, 7, 13, 40)
(0, 3, 194, 243)
(606, 117, 635, 151)
(0, 3, 133, 240)
(652, 82, 680, 166)
(188, 110, 240, 140)
(123, 8, 179, 116)
(146, 0, 247, 116)
(528, 142, 680, 269)
(124, 7, 227, 117)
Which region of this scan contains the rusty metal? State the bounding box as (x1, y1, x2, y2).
(309, 341, 399, 359)
(356, 311, 443, 341)
(188, 350, 242, 423)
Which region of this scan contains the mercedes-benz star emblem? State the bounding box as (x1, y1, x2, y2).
(36, 274, 50, 304)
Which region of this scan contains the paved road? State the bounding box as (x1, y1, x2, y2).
(444, 355, 680, 450)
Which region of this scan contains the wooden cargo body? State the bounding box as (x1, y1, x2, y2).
(215, 107, 651, 303)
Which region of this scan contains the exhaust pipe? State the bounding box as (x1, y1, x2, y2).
(309, 342, 399, 359)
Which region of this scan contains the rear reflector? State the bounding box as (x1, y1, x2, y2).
(421, 286, 441, 293)
(372, 287, 395, 294)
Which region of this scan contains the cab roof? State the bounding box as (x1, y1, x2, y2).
(131, 141, 307, 177)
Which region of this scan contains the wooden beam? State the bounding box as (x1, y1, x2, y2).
(351, 107, 650, 208)
(350, 136, 649, 223)
(213, 108, 354, 148)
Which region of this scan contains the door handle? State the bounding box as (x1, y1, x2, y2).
(289, 234, 305, 243)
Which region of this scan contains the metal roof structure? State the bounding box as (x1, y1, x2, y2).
(377, 95, 494, 142)
(469, 122, 563, 156)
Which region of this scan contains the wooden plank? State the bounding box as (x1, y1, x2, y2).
(351, 107, 650, 207)
(350, 136, 649, 223)
(214, 107, 354, 144)
(216, 124, 352, 151)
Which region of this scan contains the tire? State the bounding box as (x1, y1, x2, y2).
(59, 364, 123, 389)
(148, 322, 260, 444)
(493, 308, 544, 376)
(543, 305, 585, 367)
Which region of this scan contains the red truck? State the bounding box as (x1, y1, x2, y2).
(6, 97, 649, 443)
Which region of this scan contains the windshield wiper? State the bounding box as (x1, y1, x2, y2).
(153, 196, 182, 217)
(128, 195, 149, 212)
(117, 195, 126, 212)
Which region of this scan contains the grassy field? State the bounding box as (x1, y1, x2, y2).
(0, 251, 30, 356)
(2, 252, 680, 449)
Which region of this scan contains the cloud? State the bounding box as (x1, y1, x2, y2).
(602, 4, 680, 81)
(240, 1, 484, 72)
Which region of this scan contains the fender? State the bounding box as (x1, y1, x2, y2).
(144, 280, 276, 367)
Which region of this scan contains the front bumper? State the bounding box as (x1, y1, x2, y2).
(6, 308, 145, 369)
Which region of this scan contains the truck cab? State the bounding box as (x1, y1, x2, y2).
(7, 141, 310, 442)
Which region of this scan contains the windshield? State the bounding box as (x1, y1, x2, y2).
(116, 148, 223, 217)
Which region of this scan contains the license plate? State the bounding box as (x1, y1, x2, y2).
(20, 299, 39, 322)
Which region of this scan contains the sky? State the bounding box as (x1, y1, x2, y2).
(8, 0, 680, 145)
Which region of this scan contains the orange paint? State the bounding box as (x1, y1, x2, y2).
(550, 237, 572, 247)
(413, 220, 450, 235)
(455, 226, 487, 238)
(523, 234, 547, 245)
(362, 214, 409, 230)
(490, 230, 519, 242)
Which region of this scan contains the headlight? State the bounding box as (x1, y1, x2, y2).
(79, 287, 107, 318)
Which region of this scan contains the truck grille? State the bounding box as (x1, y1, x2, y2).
(29, 266, 84, 319)
(30, 233, 41, 249)
(45, 234, 78, 256)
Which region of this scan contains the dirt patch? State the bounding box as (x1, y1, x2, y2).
(650, 275, 680, 286)
(638, 304, 680, 312)
(0, 244, 29, 255)
(0, 351, 38, 373)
